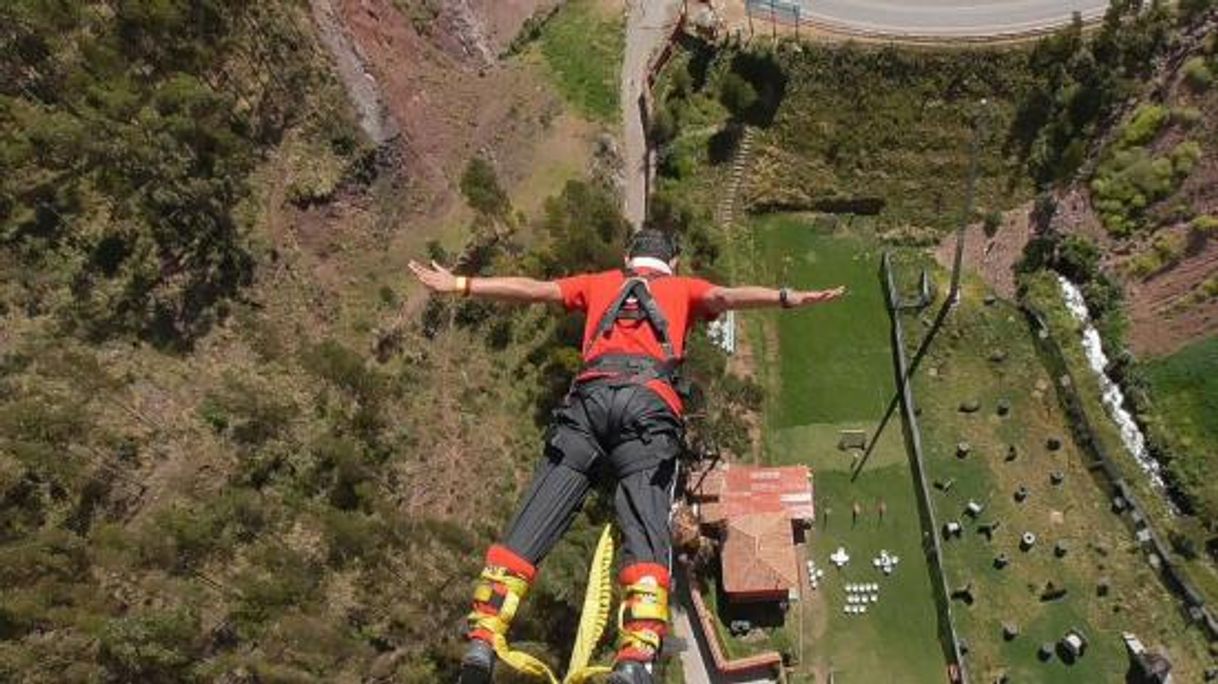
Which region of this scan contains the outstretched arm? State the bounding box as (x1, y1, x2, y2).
(702, 285, 846, 316)
(408, 260, 563, 304)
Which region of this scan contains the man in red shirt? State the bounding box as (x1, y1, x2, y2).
(409, 230, 844, 684)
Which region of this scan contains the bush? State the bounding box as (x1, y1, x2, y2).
(98, 608, 201, 682)
(1191, 214, 1218, 236)
(718, 73, 757, 120)
(1056, 235, 1102, 283)
(982, 210, 1003, 238)
(460, 157, 510, 218)
(1119, 104, 1169, 147)
(1183, 57, 1214, 91)
(649, 104, 678, 146)
(1092, 141, 1201, 236)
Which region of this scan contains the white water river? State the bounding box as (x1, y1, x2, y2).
(1057, 276, 1167, 490)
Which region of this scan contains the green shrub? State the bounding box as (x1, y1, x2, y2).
(285, 139, 347, 207)
(1092, 141, 1202, 235)
(1128, 250, 1165, 278)
(649, 104, 678, 145)
(460, 157, 510, 218)
(1118, 104, 1169, 147)
(233, 545, 320, 629)
(1183, 56, 1214, 91)
(1191, 214, 1218, 236)
(1152, 232, 1187, 262)
(1056, 235, 1102, 283)
(98, 608, 200, 682)
(718, 73, 757, 119)
(1170, 140, 1203, 175)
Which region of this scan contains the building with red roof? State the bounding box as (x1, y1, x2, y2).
(690, 463, 814, 604)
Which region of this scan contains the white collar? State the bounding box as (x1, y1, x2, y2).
(627, 257, 673, 275)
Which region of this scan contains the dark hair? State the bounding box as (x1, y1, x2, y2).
(627, 229, 680, 262)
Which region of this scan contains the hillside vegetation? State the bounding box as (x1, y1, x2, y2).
(1, 1, 369, 349)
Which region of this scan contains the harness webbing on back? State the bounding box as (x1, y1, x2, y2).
(580, 271, 680, 387)
(585, 273, 675, 360)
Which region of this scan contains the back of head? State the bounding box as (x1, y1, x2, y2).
(627, 229, 680, 264)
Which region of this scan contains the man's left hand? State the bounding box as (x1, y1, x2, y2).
(795, 286, 846, 307)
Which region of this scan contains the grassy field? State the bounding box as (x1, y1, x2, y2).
(536, 0, 623, 123)
(750, 214, 896, 429)
(909, 274, 1212, 682)
(743, 214, 948, 683)
(1143, 335, 1218, 480)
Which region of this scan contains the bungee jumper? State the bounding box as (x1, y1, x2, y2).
(408, 229, 845, 684)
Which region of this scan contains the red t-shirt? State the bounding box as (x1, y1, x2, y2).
(556, 268, 718, 414)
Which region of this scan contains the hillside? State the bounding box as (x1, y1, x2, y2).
(0, 1, 641, 680)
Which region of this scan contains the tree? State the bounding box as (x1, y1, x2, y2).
(460, 156, 510, 218)
(718, 73, 757, 120)
(538, 181, 629, 276)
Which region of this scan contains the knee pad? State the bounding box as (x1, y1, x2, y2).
(468, 544, 536, 644)
(616, 562, 671, 663)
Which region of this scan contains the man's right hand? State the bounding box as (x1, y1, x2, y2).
(408, 260, 460, 294)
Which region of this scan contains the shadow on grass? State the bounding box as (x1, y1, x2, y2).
(850, 267, 951, 482)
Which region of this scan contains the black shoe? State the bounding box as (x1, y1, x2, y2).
(458, 640, 495, 684)
(607, 661, 654, 684)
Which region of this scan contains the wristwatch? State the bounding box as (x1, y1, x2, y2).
(779, 287, 793, 308)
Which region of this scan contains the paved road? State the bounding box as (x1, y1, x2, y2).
(789, 0, 1110, 37)
(621, 0, 682, 229)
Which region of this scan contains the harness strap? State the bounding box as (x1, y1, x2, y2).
(617, 576, 670, 662)
(585, 272, 676, 361)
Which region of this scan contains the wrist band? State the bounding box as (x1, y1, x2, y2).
(779, 287, 793, 308)
(455, 276, 469, 296)
(464, 276, 473, 296)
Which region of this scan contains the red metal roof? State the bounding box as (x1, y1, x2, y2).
(721, 513, 801, 599)
(695, 464, 814, 524)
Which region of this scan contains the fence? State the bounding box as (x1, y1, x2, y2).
(1020, 302, 1218, 639)
(881, 253, 970, 684)
(744, 0, 812, 26)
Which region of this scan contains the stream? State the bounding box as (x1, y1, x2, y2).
(1056, 276, 1168, 491)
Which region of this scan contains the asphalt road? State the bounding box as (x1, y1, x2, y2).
(791, 0, 1110, 37)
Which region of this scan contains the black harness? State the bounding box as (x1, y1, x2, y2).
(579, 270, 682, 389)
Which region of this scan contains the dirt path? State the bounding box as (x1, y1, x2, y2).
(308, 0, 398, 146)
(933, 203, 1034, 301)
(621, 0, 682, 229)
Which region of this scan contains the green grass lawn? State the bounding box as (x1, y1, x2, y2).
(910, 275, 1212, 682)
(750, 214, 895, 429)
(537, 0, 623, 122)
(745, 214, 948, 682)
(1143, 335, 1218, 482)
